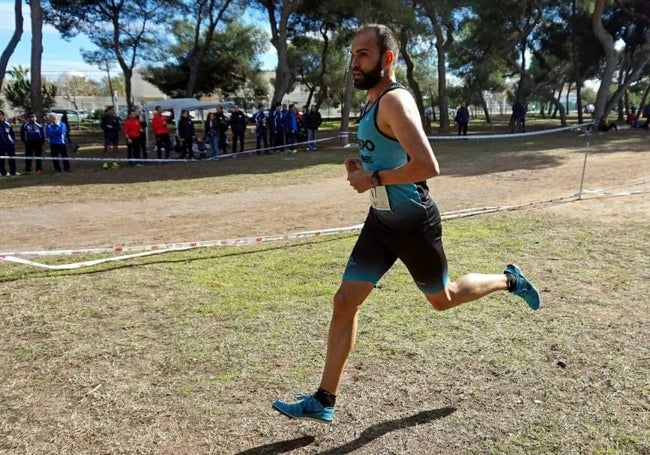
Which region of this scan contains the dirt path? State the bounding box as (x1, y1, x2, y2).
(1, 145, 648, 254)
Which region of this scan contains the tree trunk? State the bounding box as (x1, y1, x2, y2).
(479, 92, 491, 123)
(339, 55, 354, 146)
(571, 0, 584, 123)
(399, 28, 425, 127)
(433, 22, 449, 133)
(185, 0, 232, 97)
(0, 0, 23, 93)
(592, 0, 617, 120)
(30, 0, 44, 118)
(543, 93, 568, 126)
(265, 0, 303, 107)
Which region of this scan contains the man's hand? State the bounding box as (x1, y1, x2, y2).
(344, 158, 362, 173)
(344, 158, 372, 193)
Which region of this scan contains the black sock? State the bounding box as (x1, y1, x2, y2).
(505, 272, 516, 292)
(314, 387, 336, 407)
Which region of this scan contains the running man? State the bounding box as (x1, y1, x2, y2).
(272, 24, 541, 424)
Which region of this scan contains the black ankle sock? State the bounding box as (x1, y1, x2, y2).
(314, 387, 336, 407)
(505, 272, 516, 292)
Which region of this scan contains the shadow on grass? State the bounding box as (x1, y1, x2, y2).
(235, 436, 316, 455)
(236, 407, 456, 455)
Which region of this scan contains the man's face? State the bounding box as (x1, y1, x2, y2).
(351, 30, 384, 90)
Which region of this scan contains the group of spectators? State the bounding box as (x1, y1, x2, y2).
(250, 103, 323, 154)
(0, 109, 73, 177)
(153, 102, 323, 160)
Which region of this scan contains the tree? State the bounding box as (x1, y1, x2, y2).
(143, 20, 267, 99)
(593, 0, 619, 120)
(252, 0, 306, 107)
(47, 0, 172, 109)
(175, 0, 240, 97)
(29, 0, 45, 117)
(417, 0, 467, 132)
(82, 49, 120, 107)
(0, 0, 24, 97)
(3, 66, 57, 113)
(56, 74, 100, 109)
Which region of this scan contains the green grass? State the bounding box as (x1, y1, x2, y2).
(0, 128, 648, 454)
(0, 211, 648, 454)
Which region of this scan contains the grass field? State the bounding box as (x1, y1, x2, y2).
(0, 124, 649, 454)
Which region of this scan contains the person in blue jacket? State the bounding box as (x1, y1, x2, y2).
(45, 113, 71, 172)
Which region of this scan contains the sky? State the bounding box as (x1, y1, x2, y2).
(0, 2, 276, 81)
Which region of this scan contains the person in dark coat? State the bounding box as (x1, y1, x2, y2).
(454, 102, 470, 136)
(230, 104, 248, 153)
(177, 110, 196, 159)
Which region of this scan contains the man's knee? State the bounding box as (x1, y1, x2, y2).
(333, 282, 373, 316)
(426, 290, 451, 311)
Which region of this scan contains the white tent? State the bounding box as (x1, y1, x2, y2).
(144, 98, 227, 128)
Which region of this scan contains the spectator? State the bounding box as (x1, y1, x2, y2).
(214, 105, 229, 154)
(230, 104, 248, 153)
(139, 112, 148, 161)
(272, 103, 285, 152)
(193, 138, 208, 160)
(123, 108, 144, 166)
(512, 100, 527, 133)
(151, 105, 172, 160)
(45, 113, 71, 173)
(204, 112, 219, 158)
(305, 105, 322, 151)
(252, 104, 269, 154)
(20, 112, 45, 175)
(597, 116, 617, 132)
(177, 109, 196, 159)
(0, 110, 18, 177)
(100, 106, 121, 169)
(454, 102, 470, 136)
(642, 104, 650, 129)
(626, 111, 638, 128)
(283, 103, 298, 153)
(60, 112, 71, 144)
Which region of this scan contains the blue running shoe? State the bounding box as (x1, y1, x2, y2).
(505, 264, 541, 310)
(272, 394, 335, 424)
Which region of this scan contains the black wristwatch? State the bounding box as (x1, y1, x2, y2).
(371, 170, 381, 187)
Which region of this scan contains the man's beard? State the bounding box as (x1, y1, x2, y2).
(354, 60, 383, 90)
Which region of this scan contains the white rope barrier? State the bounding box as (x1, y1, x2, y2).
(0, 136, 339, 164)
(1, 184, 647, 270)
(1, 122, 645, 270)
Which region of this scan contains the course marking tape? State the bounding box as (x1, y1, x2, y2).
(4, 186, 648, 271)
(0, 136, 339, 163)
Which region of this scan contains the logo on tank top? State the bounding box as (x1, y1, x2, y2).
(358, 138, 376, 163)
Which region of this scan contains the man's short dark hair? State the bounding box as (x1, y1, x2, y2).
(358, 23, 399, 61)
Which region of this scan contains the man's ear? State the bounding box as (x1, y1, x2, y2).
(383, 50, 395, 67)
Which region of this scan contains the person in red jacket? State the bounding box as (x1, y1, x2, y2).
(123, 108, 144, 167)
(151, 105, 172, 160)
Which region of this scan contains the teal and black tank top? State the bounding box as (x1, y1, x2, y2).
(357, 82, 439, 231)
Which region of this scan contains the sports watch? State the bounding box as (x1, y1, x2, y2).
(371, 170, 381, 187)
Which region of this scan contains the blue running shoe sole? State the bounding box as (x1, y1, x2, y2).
(505, 264, 541, 310)
(272, 398, 334, 424)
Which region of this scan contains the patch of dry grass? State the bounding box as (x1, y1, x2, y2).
(1, 212, 648, 454)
